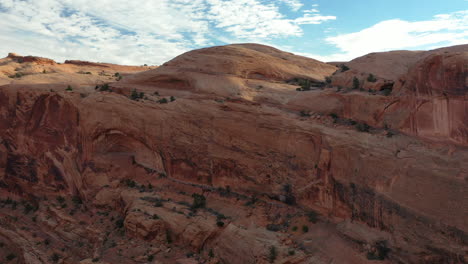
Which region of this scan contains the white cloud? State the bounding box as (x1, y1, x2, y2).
(277, 0, 303, 11)
(0, 0, 336, 65)
(320, 10, 468, 61)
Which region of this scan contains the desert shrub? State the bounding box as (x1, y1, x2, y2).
(268, 246, 277, 263)
(367, 74, 377, 82)
(355, 122, 370, 132)
(51, 253, 60, 263)
(325, 76, 332, 84)
(130, 89, 139, 100)
(300, 110, 311, 117)
(382, 88, 392, 96)
(66, 85, 73, 91)
(114, 72, 120, 77)
(367, 240, 390, 260)
(166, 230, 172, 244)
(288, 250, 295, 256)
(352, 77, 360, 90)
(266, 224, 281, 232)
(191, 194, 206, 210)
(216, 221, 225, 227)
(147, 255, 154, 261)
(56, 196, 65, 204)
(340, 65, 350, 72)
(92, 258, 100, 262)
(170, 96, 176, 102)
(307, 210, 319, 223)
(99, 84, 110, 92)
(115, 218, 124, 229)
(292, 226, 298, 231)
(329, 113, 339, 122)
(72, 196, 82, 205)
(6, 253, 16, 261)
(302, 225, 309, 233)
(159, 98, 168, 104)
(208, 249, 214, 258)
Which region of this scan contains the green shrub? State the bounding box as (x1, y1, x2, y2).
(329, 113, 339, 122)
(56, 196, 65, 204)
(352, 77, 360, 90)
(367, 74, 377, 82)
(170, 96, 176, 102)
(99, 84, 110, 92)
(366, 240, 390, 260)
(191, 194, 206, 210)
(147, 255, 154, 261)
(340, 65, 350, 72)
(51, 253, 60, 263)
(292, 226, 298, 231)
(355, 122, 370, 132)
(208, 249, 214, 258)
(382, 88, 392, 96)
(216, 221, 225, 227)
(302, 225, 309, 233)
(66, 85, 73, 91)
(300, 110, 311, 117)
(288, 250, 295, 256)
(325, 76, 332, 84)
(268, 246, 277, 263)
(6, 253, 16, 261)
(307, 210, 319, 223)
(159, 98, 168, 104)
(115, 218, 124, 229)
(266, 224, 281, 232)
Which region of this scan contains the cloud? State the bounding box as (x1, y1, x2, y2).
(0, 0, 336, 65)
(319, 10, 468, 61)
(277, 0, 303, 11)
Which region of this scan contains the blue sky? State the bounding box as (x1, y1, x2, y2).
(0, 0, 466, 65)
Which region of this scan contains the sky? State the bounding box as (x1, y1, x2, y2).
(0, 0, 466, 65)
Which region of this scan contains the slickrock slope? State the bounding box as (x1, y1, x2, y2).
(0, 44, 466, 264)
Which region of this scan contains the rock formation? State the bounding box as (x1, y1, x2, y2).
(0, 44, 466, 264)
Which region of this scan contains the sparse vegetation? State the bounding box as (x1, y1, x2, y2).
(51, 253, 60, 263)
(191, 193, 206, 210)
(266, 224, 281, 232)
(115, 218, 124, 229)
(268, 246, 277, 263)
(329, 113, 339, 123)
(366, 240, 390, 260)
(299, 110, 311, 117)
(66, 85, 73, 91)
(208, 249, 214, 258)
(170, 96, 176, 102)
(292, 226, 298, 231)
(97, 83, 111, 92)
(352, 77, 360, 90)
(325, 76, 332, 84)
(355, 122, 370, 132)
(367, 74, 377, 82)
(6, 253, 16, 261)
(340, 64, 350, 72)
(158, 98, 168, 104)
(130, 89, 145, 100)
(307, 210, 319, 223)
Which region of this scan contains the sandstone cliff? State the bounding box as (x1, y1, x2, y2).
(0, 44, 466, 264)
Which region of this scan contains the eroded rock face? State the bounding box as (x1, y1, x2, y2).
(0, 44, 467, 264)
